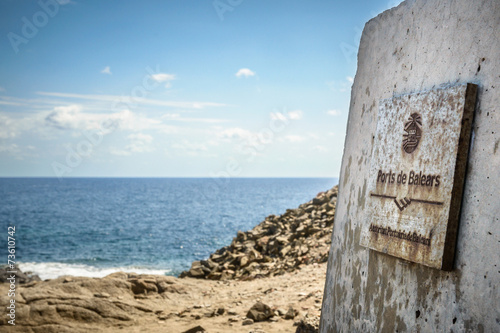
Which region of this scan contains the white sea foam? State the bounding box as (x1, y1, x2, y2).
(18, 262, 171, 280)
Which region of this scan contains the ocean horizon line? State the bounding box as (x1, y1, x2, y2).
(0, 176, 339, 180)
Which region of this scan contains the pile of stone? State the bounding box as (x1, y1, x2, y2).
(181, 186, 338, 280)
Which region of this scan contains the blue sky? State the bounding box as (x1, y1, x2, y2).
(0, 0, 402, 178)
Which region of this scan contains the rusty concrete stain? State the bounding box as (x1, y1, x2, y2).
(342, 155, 352, 188)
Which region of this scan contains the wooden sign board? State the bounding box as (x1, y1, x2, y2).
(360, 83, 477, 270)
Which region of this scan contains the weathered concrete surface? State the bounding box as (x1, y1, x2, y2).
(320, 0, 499, 332)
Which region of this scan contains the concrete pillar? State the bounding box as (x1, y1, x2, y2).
(320, 0, 499, 331)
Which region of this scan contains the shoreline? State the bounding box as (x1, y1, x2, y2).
(15, 262, 173, 281)
(1, 186, 337, 332)
(1, 262, 328, 333)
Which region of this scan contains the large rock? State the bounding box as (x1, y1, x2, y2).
(182, 325, 207, 333)
(187, 262, 206, 278)
(295, 314, 320, 333)
(246, 302, 273, 322)
(285, 305, 298, 319)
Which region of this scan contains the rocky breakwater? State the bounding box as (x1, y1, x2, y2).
(181, 185, 338, 281)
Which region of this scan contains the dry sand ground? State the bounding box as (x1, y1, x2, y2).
(1, 262, 326, 333)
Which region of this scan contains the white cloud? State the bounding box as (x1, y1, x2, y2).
(1, 100, 180, 142)
(0, 100, 23, 106)
(0, 143, 38, 160)
(0, 143, 19, 153)
(36, 91, 226, 109)
(308, 133, 320, 140)
(0, 95, 78, 109)
(172, 141, 207, 152)
(126, 133, 154, 153)
(151, 73, 176, 82)
(235, 68, 256, 78)
(109, 148, 131, 156)
(171, 141, 216, 157)
(313, 145, 328, 153)
(0, 112, 47, 139)
(270, 112, 288, 121)
(217, 127, 254, 141)
(162, 113, 181, 120)
(326, 109, 341, 116)
(101, 66, 112, 75)
(43, 104, 178, 135)
(284, 135, 305, 143)
(110, 133, 155, 156)
(44, 105, 86, 130)
(179, 118, 227, 123)
(161, 113, 228, 124)
(269, 110, 302, 123)
(287, 110, 303, 120)
(0, 86, 5, 92)
(216, 127, 274, 153)
(0, 115, 19, 138)
(114, 110, 175, 133)
(326, 79, 352, 93)
(128, 133, 153, 143)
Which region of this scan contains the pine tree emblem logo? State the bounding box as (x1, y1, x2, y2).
(403, 113, 422, 154)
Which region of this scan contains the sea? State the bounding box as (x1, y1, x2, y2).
(0, 177, 337, 280)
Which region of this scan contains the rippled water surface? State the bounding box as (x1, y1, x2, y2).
(0, 177, 337, 278)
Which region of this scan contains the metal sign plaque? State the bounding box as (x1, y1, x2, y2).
(360, 83, 477, 270)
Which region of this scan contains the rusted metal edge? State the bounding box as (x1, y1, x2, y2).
(441, 83, 478, 271)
